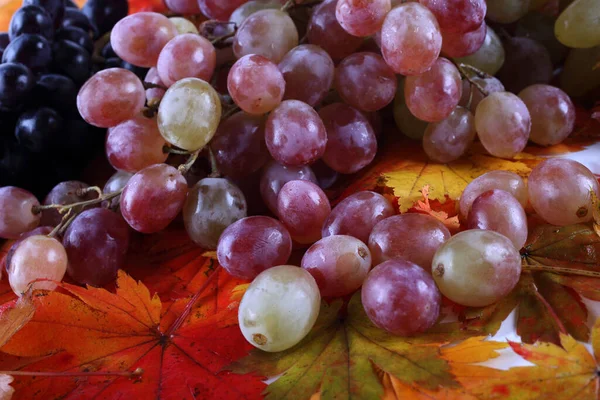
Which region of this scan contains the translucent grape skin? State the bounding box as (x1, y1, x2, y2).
(518, 84, 576, 146)
(380, 3, 442, 75)
(63, 208, 130, 287)
(144, 67, 165, 105)
(419, 0, 486, 33)
(496, 37, 553, 94)
(405, 57, 462, 122)
(103, 171, 132, 208)
(277, 180, 331, 245)
(459, 170, 528, 222)
(362, 259, 441, 336)
(77, 68, 145, 129)
(301, 235, 371, 297)
(441, 22, 487, 58)
(368, 213, 451, 272)
(0, 187, 40, 239)
(183, 178, 247, 250)
(319, 103, 377, 174)
(458, 76, 505, 113)
(432, 229, 521, 307)
(474, 92, 531, 159)
(423, 107, 476, 163)
(110, 12, 177, 67)
(120, 164, 188, 233)
(238, 265, 320, 352)
(8, 235, 68, 295)
(278, 44, 334, 107)
(157, 78, 222, 151)
(4, 226, 53, 277)
(334, 52, 397, 112)
(259, 161, 318, 215)
(467, 190, 528, 250)
(217, 216, 292, 280)
(555, 0, 600, 49)
(199, 0, 247, 21)
(227, 54, 285, 115)
(41, 181, 97, 227)
(229, 0, 282, 27)
(105, 116, 168, 173)
(456, 26, 505, 75)
(169, 17, 199, 35)
(528, 159, 600, 226)
(156, 34, 216, 87)
(233, 9, 298, 63)
(265, 100, 327, 166)
(335, 0, 391, 37)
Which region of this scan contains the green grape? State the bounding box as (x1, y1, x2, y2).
(393, 79, 428, 139)
(486, 0, 530, 23)
(555, 0, 600, 49)
(456, 26, 505, 75)
(559, 46, 600, 97)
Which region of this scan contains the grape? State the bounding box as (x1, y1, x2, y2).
(441, 23, 487, 58)
(301, 235, 371, 297)
(105, 116, 168, 173)
(61, 8, 96, 34)
(334, 52, 397, 112)
(168, 17, 199, 35)
(278, 44, 334, 107)
(306, 0, 363, 61)
(456, 26, 505, 75)
(419, 0, 486, 33)
(335, 0, 391, 37)
(528, 159, 599, 226)
(144, 67, 165, 105)
(41, 181, 97, 227)
(227, 54, 285, 115)
(157, 78, 222, 151)
(63, 208, 130, 287)
(230, 0, 281, 27)
(156, 34, 216, 88)
(0, 187, 40, 239)
(363, 111, 382, 138)
(82, 0, 129, 37)
(362, 259, 440, 336)
(555, 0, 600, 49)
(265, 100, 327, 166)
(0, 33, 9, 58)
(9, 5, 54, 40)
(259, 161, 318, 215)
(199, 0, 247, 20)
(51, 39, 91, 85)
(233, 10, 298, 63)
(4, 226, 53, 276)
(55, 26, 93, 53)
(432, 229, 521, 307)
(2, 34, 52, 72)
(110, 12, 177, 68)
(15, 107, 62, 153)
(319, 103, 377, 174)
(393, 80, 428, 139)
(496, 37, 553, 94)
(405, 57, 462, 122)
(8, 235, 68, 295)
(423, 107, 476, 163)
(165, 0, 200, 15)
(120, 164, 188, 233)
(560, 46, 600, 97)
(183, 178, 247, 250)
(23, 0, 64, 28)
(217, 216, 292, 279)
(518, 84, 576, 146)
(459, 170, 528, 222)
(238, 265, 320, 352)
(486, 0, 530, 23)
(380, 3, 442, 75)
(474, 92, 531, 159)
(103, 171, 132, 208)
(311, 160, 339, 190)
(515, 12, 568, 65)
(458, 76, 505, 113)
(77, 68, 145, 128)
(277, 180, 330, 244)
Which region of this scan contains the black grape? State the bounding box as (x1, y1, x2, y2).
(0, 63, 34, 110)
(22, 0, 66, 29)
(9, 5, 54, 40)
(61, 8, 97, 36)
(15, 107, 63, 153)
(2, 34, 52, 71)
(55, 26, 93, 53)
(82, 0, 128, 37)
(0, 33, 9, 59)
(51, 39, 91, 84)
(32, 73, 78, 115)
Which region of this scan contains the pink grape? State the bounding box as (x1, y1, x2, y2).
(380, 3, 442, 75)
(474, 92, 531, 159)
(265, 100, 327, 166)
(230, 1, 282, 27)
(105, 116, 168, 173)
(419, 0, 486, 33)
(110, 12, 177, 67)
(165, 0, 200, 14)
(423, 107, 476, 163)
(278, 44, 334, 107)
(103, 171, 132, 208)
(319, 103, 377, 174)
(467, 190, 528, 249)
(459, 170, 528, 222)
(277, 180, 331, 245)
(459, 76, 505, 113)
(334, 52, 397, 112)
(0, 187, 40, 239)
(120, 164, 188, 233)
(217, 216, 292, 280)
(441, 22, 487, 58)
(322, 191, 394, 243)
(157, 34, 216, 87)
(233, 9, 298, 63)
(41, 181, 97, 227)
(528, 159, 600, 226)
(301, 235, 371, 297)
(259, 160, 318, 215)
(306, 0, 363, 61)
(227, 54, 285, 115)
(144, 67, 166, 106)
(404, 57, 462, 122)
(4, 226, 53, 276)
(199, 0, 247, 20)
(77, 68, 145, 128)
(362, 259, 441, 336)
(518, 84, 576, 146)
(335, 0, 391, 37)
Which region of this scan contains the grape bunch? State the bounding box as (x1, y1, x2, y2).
(0, 0, 599, 355)
(0, 0, 129, 197)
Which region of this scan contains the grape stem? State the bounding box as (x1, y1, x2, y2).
(208, 147, 221, 178)
(143, 81, 167, 91)
(0, 367, 143, 378)
(76, 186, 103, 198)
(33, 191, 122, 216)
(452, 61, 490, 97)
(211, 31, 236, 46)
(178, 150, 201, 174)
(163, 145, 191, 155)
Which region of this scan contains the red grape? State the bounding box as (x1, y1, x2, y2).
(199, 0, 247, 21)
(441, 22, 487, 58)
(157, 34, 216, 87)
(0, 187, 40, 239)
(335, 0, 391, 37)
(259, 160, 317, 215)
(41, 181, 97, 227)
(423, 107, 476, 163)
(419, 0, 486, 33)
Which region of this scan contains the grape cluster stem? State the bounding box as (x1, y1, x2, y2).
(452, 60, 490, 97)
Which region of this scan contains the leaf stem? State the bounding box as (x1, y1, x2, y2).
(521, 262, 600, 278)
(0, 367, 143, 378)
(532, 288, 568, 335)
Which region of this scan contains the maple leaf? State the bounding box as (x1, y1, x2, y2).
(412, 185, 460, 233)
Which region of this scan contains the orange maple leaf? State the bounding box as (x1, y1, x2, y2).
(412, 185, 460, 233)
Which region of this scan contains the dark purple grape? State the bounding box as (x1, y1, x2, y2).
(23, 0, 66, 28)
(15, 107, 63, 153)
(496, 37, 553, 94)
(0, 63, 34, 110)
(32, 74, 78, 116)
(55, 26, 93, 53)
(9, 5, 54, 40)
(41, 180, 96, 226)
(51, 40, 91, 84)
(2, 34, 52, 71)
(61, 8, 96, 35)
(82, 0, 128, 37)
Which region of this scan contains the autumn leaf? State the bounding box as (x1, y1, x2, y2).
(411, 185, 460, 233)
